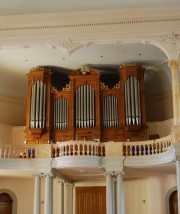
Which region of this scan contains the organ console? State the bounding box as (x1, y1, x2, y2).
(24, 64, 148, 144)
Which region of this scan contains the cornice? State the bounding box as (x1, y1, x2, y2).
(0, 6, 179, 57)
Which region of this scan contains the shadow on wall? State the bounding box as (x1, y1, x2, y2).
(144, 63, 173, 121)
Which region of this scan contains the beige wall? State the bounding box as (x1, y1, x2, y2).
(0, 177, 34, 214)
(124, 174, 176, 214)
(0, 174, 177, 214)
(0, 93, 26, 126)
(145, 90, 173, 121)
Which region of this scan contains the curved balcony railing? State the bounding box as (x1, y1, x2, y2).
(123, 134, 174, 156)
(0, 134, 174, 159)
(52, 141, 106, 158)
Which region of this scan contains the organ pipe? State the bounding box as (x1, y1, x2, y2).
(53, 97, 68, 129)
(30, 80, 46, 129)
(124, 75, 141, 126)
(102, 95, 118, 128)
(75, 84, 95, 128)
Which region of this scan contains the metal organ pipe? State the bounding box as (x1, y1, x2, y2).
(30, 80, 46, 129)
(102, 95, 118, 128)
(124, 76, 141, 126)
(75, 84, 95, 128)
(53, 97, 68, 129)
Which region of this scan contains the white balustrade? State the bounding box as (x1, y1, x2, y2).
(0, 134, 174, 159)
(123, 134, 174, 157)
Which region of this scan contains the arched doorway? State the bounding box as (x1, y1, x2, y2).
(169, 190, 178, 214)
(0, 193, 13, 214)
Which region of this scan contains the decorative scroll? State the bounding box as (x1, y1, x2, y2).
(102, 95, 118, 127)
(75, 84, 95, 128)
(53, 97, 68, 129)
(100, 82, 109, 90)
(30, 80, 46, 128)
(124, 75, 141, 126)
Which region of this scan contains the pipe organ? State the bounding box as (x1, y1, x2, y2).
(24, 65, 148, 144)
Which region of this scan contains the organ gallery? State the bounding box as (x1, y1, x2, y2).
(24, 64, 148, 144)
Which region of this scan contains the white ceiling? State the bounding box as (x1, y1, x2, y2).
(0, 0, 179, 98)
(0, 0, 179, 16)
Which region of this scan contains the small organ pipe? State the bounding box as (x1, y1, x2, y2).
(124, 82, 128, 126)
(76, 88, 79, 128)
(39, 81, 43, 128)
(92, 88, 95, 127)
(130, 76, 135, 125)
(30, 83, 35, 128)
(42, 84, 46, 128)
(83, 85, 87, 128)
(134, 78, 139, 125)
(87, 85, 90, 128)
(137, 82, 141, 125)
(35, 80, 40, 128)
(80, 86, 84, 128)
(127, 79, 131, 125)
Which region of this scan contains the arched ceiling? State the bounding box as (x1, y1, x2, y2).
(0, 43, 170, 98)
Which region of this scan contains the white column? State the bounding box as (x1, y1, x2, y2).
(64, 183, 73, 214)
(73, 185, 76, 214)
(44, 174, 53, 214)
(176, 160, 180, 214)
(106, 172, 113, 214)
(58, 180, 64, 214)
(33, 175, 41, 214)
(112, 176, 116, 214)
(116, 172, 124, 214)
(168, 60, 180, 126)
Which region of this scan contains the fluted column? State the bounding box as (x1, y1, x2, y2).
(58, 180, 64, 214)
(116, 172, 124, 214)
(176, 160, 180, 214)
(33, 175, 41, 214)
(168, 60, 180, 126)
(106, 172, 113, 214)
(44, 174, 53, 214)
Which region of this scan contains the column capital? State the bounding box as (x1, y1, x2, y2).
(168, 60, 180, 71)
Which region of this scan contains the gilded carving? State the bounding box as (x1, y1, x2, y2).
(100, 82, 109, 90)
(113, 81, 120, 89)
(62, 82, 71, 91)
(51, 86, 58, 93)
(80, 65, 90, 75)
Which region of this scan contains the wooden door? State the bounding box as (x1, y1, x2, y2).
(169, 190, 178, 214)
(0, 193, 12, 214)
(76, 186, 106, 214)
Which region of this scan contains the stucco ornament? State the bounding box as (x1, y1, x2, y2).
(160, 32, 180, 60)
(58, 39, 89, 55)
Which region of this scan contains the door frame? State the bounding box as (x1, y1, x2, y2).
(166, 186, 177, 214)
(0, 189, 17, 214)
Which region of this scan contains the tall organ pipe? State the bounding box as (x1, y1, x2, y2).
(75, 84, 95, 128)
(130, 76, 135, 125)
(124, 76, 141, 126)
(30, 80, 46, 129)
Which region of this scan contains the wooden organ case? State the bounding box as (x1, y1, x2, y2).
(24, 65, 148, 144)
